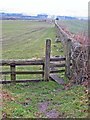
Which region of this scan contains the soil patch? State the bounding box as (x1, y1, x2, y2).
(38, 101, 59, 118)
(38, 101, 49, 113)
(46, 109, 59, 118)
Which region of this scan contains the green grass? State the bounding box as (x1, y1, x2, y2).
(2, 82, 88, 118)
(58, 20, 88, 34)
(2, 20, 61, 59)
(1, 20, 88, 118)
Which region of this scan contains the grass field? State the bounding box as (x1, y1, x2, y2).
(1, 20, 88, 118)
(58, 20, 88, 34)
(2, 20, 63, 59)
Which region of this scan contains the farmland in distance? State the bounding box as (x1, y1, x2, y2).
(57, 19, 88, 34)
(2, 20, 59, 59)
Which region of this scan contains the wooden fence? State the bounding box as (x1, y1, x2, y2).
(0, 39, 66, 84)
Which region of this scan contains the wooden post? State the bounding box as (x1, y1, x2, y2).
(10, 64, 16, 82)
(42, 64, 44, 78)
(65, 39, 71, 78)
(44, 39, 51, 81)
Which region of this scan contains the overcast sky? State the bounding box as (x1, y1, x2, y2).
(0, 0, 89, 17)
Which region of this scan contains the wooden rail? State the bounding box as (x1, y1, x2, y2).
(0, 59, 44, 65)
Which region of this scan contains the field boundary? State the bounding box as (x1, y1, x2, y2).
(55, 20, 88, 84)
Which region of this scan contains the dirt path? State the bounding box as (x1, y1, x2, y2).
(38, 101, 59, 118)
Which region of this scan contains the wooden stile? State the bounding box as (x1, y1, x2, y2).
(0, 39, 67, 84)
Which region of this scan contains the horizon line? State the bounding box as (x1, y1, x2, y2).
(0, 11, 88, 18)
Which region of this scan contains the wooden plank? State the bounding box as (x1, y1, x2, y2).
(44, 39, 51, 81)
(0, 59, 44, 66)
(0, 71, 11, 74)
(15, 71, 43, 74)
(0, 57, 65, 65)
(0, 79, 44, 84)
(50, 69, 65, 73)
(50, 57, 65, 61)
(49, 74, 64, 84)
(50, 63, 65, 68)
(50, 63, 72, 68)
(0, 70, 65, 74)
(49, 66, 64, 84)
(0, 71, 44, 74)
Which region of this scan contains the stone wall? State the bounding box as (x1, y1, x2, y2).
(71, 40, 88, 84)
(55, 21, 88, 84)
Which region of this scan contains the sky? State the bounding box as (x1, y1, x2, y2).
(0, 0, 89, 17)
